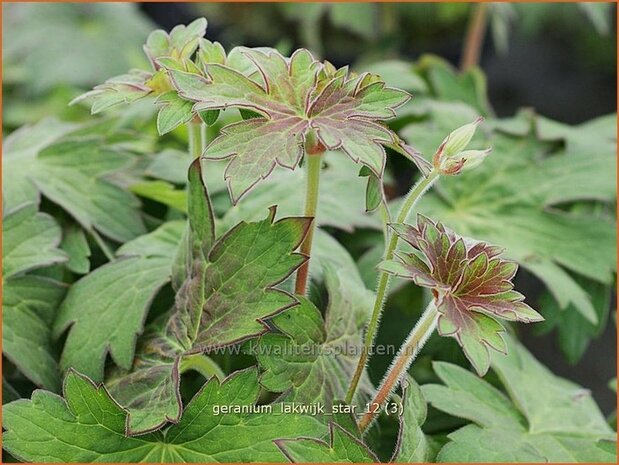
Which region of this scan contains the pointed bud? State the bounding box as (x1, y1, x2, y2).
(456, 148, 492, 172)
(438, 148, 492, 175)
(444, 117, 483, 156)
(433, 117, 483, 166)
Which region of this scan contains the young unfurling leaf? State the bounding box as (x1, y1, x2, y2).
(105, 160, 311, 434)
(380, 214, 543, 374)
(70, 18, 207, 118)
(169, 47, 418, 202)
(2, 368, 327, 462)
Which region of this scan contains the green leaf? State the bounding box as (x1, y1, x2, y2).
(72, 70, 153, 114)
(393, 376, 432, 462)
(170, 48, 411, 202)
(3, 3, 152, 94)
(415, 54, 491, 115)
(3, 277, 67, 391)
(2, 203, 68, 390)
(3, 203, 67, 278)
(363, 60, 428, 94)
(116, 221, 186, 259)
(276, 423, 378, 463)
(53, 221, 185, 381)
(144, 149, 228, 192)
(405, 107, 617, 323)
(155, 91, 194, 135)
(131, 180, 188, 212)
(423, 336, 616, 462)
(219, 153, 381, 233)
(256, 267, 375, 407)
(359, 165, 385, 213)
(53, 257, 172, 381)
(537, 276, 611, 364)
(3, 119, 146, 242)
(146, 18, 207, 65)
(106, 160, 311, 434)
(2, 368, 327, 462)
(71, 18, 209, 115)
(328, 3, 377, 39)
(60, 222, 91, 274)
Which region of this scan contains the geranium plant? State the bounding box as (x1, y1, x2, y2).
(2, 17, 615, 464)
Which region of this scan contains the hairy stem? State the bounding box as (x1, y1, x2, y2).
(188, 121, 203, 159)
(460, 3, 488, 71)
(378, 202, 392, 250)
(180, 354, 225, 381)
(359, 300, 438, 432)
(345, 169, 439, 404)
(294, 135, 324, 296)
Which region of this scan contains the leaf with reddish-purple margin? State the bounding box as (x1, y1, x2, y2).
(380, 214, 543, 375)
(107, 159, 312, 434)
(275, 422, 378, 463)
(170, 47, 414, 203)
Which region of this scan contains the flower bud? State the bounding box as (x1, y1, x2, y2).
(433, 117, 490, 175)
(444, 117, 483, 155)
(438, 148, 492, 175)
(433, 117, 482, 162)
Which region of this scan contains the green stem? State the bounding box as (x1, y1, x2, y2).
(359, 300, 438, 432)
(294, 135, 324, 296)
(179, 354, 225, 381)
(345, 169, 439, 404)
(378, 202, 392, 250)
(188, 121, 202, 159)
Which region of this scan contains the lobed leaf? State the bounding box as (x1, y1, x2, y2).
(404, 105, 617, 325)
(170, 47, 412, 202)
(3, 203, 67, 278)
(2, 368, 327, 462)
(71, 18, 208, 116)
(2, 203, 68, 390)
(423, 336, 616, 463)
(275, 423, 378, 463)
(53, 257, 173, 381)
(105, 159, 311, 434)
(53, 221, 185, 381)
(384, 215, 542, 374)
(255, 267, 375, 408)
(3, 119, 146, 242)
(3, 277, 67, 391)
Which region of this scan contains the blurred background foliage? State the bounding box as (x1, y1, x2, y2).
(2, 1, 616, 436)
